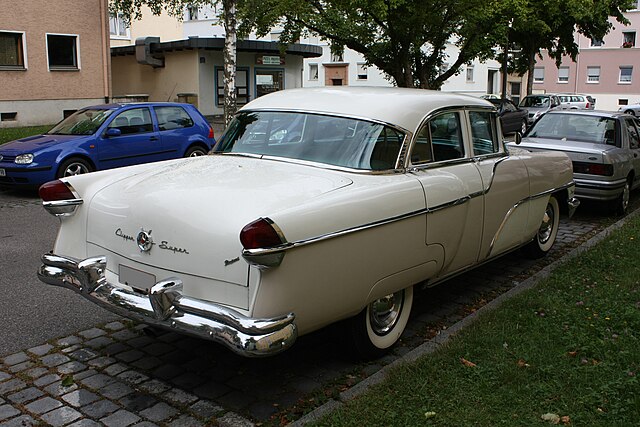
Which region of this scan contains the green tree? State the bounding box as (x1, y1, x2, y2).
(111, 0, 240, 125)
(497, 0, 633, 94)
(241, 0, 503, 89)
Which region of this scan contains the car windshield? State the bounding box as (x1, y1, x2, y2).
(520, 96, 550, 108)
(214, 111, 406, 171)
(47, 109, 114, 135)
(527, 113, 617, 145)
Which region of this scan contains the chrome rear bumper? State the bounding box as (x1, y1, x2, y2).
(38, 253, 297, 357)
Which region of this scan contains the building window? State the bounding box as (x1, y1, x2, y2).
(587, 66, 600, 83)
(330, 50, 343, 63)
(620, 66, 633, 83)
(440, 62, 450, 74)
(309, 63, 318, 81)
(357, 63, 367, 80)
(590, 38, 604, 47)
(619, 99, 629, 106)
(558, 66, 569, 83)
(186, 4, 198, 21)
(216, 68, 249, 106)
(623, 32, 636, 48)
(46, 34, 79, 70)
(0, 31, 25, 68)
(109, 13, 129, 38)
(466, 65, 474, 82)
(533, 67, 544, 83)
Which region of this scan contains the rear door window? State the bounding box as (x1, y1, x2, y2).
(155, 106, 194, 131)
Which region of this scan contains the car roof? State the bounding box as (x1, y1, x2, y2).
(81, 102, 192, 111)
(545, 110, 626, 119)
(240, 87, 494, 132)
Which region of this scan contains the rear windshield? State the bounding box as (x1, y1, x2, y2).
(527, 113, 617, 145)
(48, 109, 114, 135)
(214, 111, 406, 171)
(520, 96, 550, 108)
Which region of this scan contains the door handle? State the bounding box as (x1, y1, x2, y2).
(149, 136, 159, 141)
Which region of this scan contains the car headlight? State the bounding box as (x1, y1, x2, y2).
(15, 154, 34, 164)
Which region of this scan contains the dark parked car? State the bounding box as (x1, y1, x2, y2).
(488, 99, 529, 135)
(519, 94, 562, 125)
(0, 102, 215, 187)
(512, 110, 640, 214)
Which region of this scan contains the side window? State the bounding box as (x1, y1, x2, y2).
(155, 106, 194, 131)
(369, 126, 404, 170)
(504, 102, 516, 112)
(430, 112, 464, 162)
(411, 125, 432, 164)
(470, 111, 499, 155)
(107, 108, 153, 135)
(626, 118, 640, 149)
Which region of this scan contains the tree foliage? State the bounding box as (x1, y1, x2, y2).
(241, 0, 503, 89)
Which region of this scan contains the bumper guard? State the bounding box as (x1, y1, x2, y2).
(38, 253, 297, 357)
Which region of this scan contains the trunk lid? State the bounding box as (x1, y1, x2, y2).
(518, 137, 608, 163)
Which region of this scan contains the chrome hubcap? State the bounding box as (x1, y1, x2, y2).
(621, 183, 630, 211)
(64, 163, 88, 176)
(189, 150, 205, 157)
(369, 290, 404, 336)
(538, 203, 554, 244)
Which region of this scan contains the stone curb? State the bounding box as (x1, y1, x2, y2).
(290, 208, 640, 426)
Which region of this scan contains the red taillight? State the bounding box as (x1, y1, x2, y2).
(39, 180, 76, 201)
(240, 218, 284, 249)
(572, 162, 613, 176)
(208, 126, 215, 139)
(585, 102, 590, 109)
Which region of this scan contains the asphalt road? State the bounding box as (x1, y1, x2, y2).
(0, 186, 117, 356)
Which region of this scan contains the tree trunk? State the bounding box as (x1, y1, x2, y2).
(526, 50, 535, 95)
(222, 0, 237, 127)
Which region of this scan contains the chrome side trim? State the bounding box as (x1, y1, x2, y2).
(243, 193, 473, 257)
(38, 253, 297, 357)
(486, 181, 575, 258)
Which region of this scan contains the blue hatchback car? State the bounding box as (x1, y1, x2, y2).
(0, 102, 215, 187)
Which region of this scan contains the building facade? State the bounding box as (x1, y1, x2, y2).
(0, 0, 111, 127)
(532, 2, 640, 111)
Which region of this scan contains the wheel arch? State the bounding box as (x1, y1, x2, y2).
(183, 140, 210, 156)
(56, 153, 96, 175)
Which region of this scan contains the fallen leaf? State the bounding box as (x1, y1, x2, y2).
(541, 413, 560, 424)
(60, 376, 74, 387)
(460, 357, 477, 367)
(516, 359, 530, 368)
(424, 411, 436, 418)
(567, 351, 578, 357)
(560, 415, 571, 424)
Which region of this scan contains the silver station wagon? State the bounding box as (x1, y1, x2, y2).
(515, 110, 640, 214)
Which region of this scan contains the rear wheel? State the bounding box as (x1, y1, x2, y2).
(56, 157, 93, 178)
(348, 286, 414, 359)
(525, 195, 559, 259)
(184, 146, 208, 157)
(625, 110, 636, 116)
(615, 179, 631, 215)
(520, 120, 527, 134)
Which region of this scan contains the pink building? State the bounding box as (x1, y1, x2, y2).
(532, 3, 640, 111)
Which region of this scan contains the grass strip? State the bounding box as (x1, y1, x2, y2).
(315, 215, 640, 426)
(0, 125, 52, 145)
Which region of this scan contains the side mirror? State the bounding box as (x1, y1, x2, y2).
(105, 128, 121, 138)
(514, 132, 522, 145)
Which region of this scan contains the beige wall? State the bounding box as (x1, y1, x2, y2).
(110, 5, 183, 47)
(112, 50, 199, 102)
(0, 0, 111, 102)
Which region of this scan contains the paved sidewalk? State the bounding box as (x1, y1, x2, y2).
(0, 204, 627, 426)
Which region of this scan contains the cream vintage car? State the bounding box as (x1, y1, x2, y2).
(38, 87, 579, 358)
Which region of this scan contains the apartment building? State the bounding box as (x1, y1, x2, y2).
(532, 2, 640, 111)
(0, 0, 111, 127)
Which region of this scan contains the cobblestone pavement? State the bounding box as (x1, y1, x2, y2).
(0, 197, 636, 427)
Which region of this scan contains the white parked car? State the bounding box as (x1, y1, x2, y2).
(620, 102, 640, 116)
(38, 88, 579, 358)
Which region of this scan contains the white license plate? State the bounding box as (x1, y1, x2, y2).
(119, 264, 156, 293)
(0, 169, 5, 177)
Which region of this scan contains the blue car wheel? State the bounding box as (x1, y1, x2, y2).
(57, 157, 93, 178)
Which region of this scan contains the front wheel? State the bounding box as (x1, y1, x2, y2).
(347, 286, 414, 359)
(525, 195, 560, 259)
(56, 157, 93, 179)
